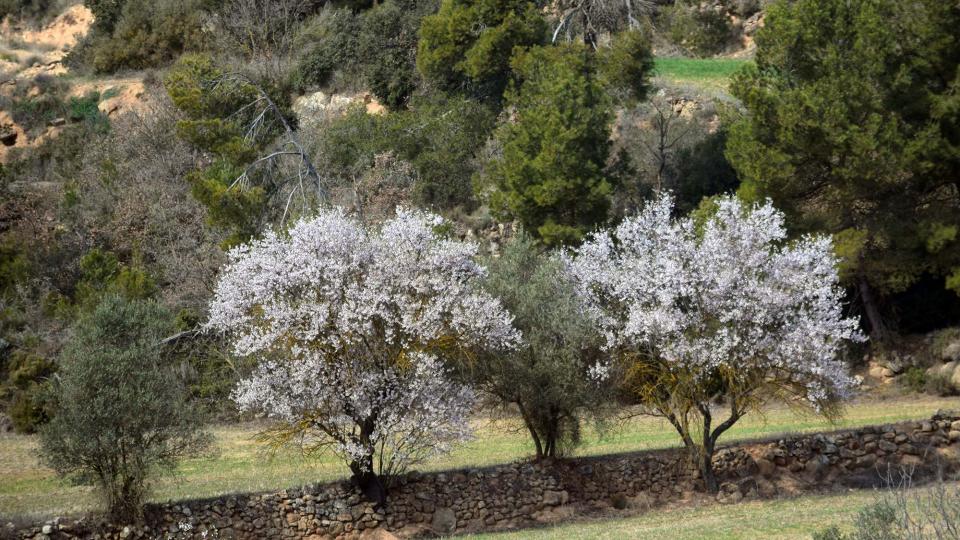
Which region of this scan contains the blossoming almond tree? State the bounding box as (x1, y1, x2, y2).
(565, 194, 863, 493)
(207, 207, 519, 504)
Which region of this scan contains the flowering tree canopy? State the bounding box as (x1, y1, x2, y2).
(565, 194, 862, 492)
(207, 207, 518, 502)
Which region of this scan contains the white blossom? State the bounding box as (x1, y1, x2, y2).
(208, 207, 518, 479)
(564, 194, 863, 409)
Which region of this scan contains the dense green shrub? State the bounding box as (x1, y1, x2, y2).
(292, 7, 363, 91)
(293, 0, 436, 109)
(480, 43, 614, 247)
(318, 94, 495, 210)
(0, 236, 28, 297)
(81, 0, 208, 73)
(4, 352, 55, 433)
(358, 0, 434, 110)
(901, 366, 927, 393)
(474, 234, 609, 458)
(597, 29, 655, 105)
(417, 0, 547, 103)
(662, 0, 732, 57)
(74, 248, 157, 308)
(39, 295, 212, 521)
(85, 0, 126, 33)
(0, 0, 59, 23)
(671, 129, 740, 214)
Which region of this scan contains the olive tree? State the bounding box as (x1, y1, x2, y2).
(473, 234, 609, 459)
(39, 295, 212, 521)
(565, 194, 863, 492)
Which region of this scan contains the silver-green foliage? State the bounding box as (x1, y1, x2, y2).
(476, 234, 609, 458)
(39, 295, 212, 521)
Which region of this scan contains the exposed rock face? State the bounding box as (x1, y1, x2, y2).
(292, 91, 386, 131)
(10, 411, 960, 539)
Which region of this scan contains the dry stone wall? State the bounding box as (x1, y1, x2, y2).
(10, 411, 960, 540)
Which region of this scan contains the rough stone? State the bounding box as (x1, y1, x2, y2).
(430, 507, 457, 536)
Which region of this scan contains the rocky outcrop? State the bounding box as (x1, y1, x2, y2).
(9, 411, 960, 540)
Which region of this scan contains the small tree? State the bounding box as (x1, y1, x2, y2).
(39, 295, 211, 522)
(207, 208, 518, 504)
(565, 194, 862, 493)
(416, 0, 547, 103)
(481, 43, 614, 247)
(475, 234, 608, 459)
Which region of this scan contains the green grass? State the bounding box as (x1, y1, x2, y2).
(462, 484, 960, 540)
(0, 395, 955, 520)
(653, 57, 750, 90)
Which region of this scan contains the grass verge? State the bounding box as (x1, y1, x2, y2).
(462, 482, 960, 540)
(0, 394, 955, 520)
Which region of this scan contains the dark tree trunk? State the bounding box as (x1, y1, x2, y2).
(518, 401, 545, 459)
(698, 439, 719, 494)
(544, 411, 557, 459)
(666, 403, 743, 495)
(858, 275, 889, 343)
(350, 456, 386, 508)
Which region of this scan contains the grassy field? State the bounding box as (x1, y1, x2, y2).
(1, 394, 956, 520)
(653, 57, 750, 90)
(463, 482, 960, 540)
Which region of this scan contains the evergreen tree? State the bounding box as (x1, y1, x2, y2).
(480, 43, 614, 247)
(726, 0, 960, 339)
(417, 0, 547, 103)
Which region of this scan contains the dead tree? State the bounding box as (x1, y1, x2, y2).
(209, 73, 328, 225)
(552, 0, 656, 48)
(640, 98, 695, 193)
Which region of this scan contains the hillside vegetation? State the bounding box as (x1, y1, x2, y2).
(0, 0, 958, 534)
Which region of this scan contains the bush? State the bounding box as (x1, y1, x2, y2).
(39, 295, 212, 521)
(924, 373, 958, 397)
(663, 0, 732, 57)
(901, 366, 928, 393)
(0, 0, 59, 23)
(215, 0, 317, 58)
(8, 382, 49, 433)
(293, 0, 435, 109)
(931, 327, 960, 359)
(1, 350, 56, 433)
(291, 7, 362, 91)
(671, 129, 740, 214)
(357, 0, 433, 110)
(417, 0, 547, 103)
(316, 94, 495, 211)
(81, 0, 208, 73)
(598, 28, 655, 105)
(85, 0, 126, 33)
(475, 234, 609, 458)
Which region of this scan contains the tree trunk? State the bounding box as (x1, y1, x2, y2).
(517, 402, 544, 459)
(544, 411, 559, 458)
(858, 275, 889, 343)
(698, 440, 719, 494)
(350, 456, 386, 508)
